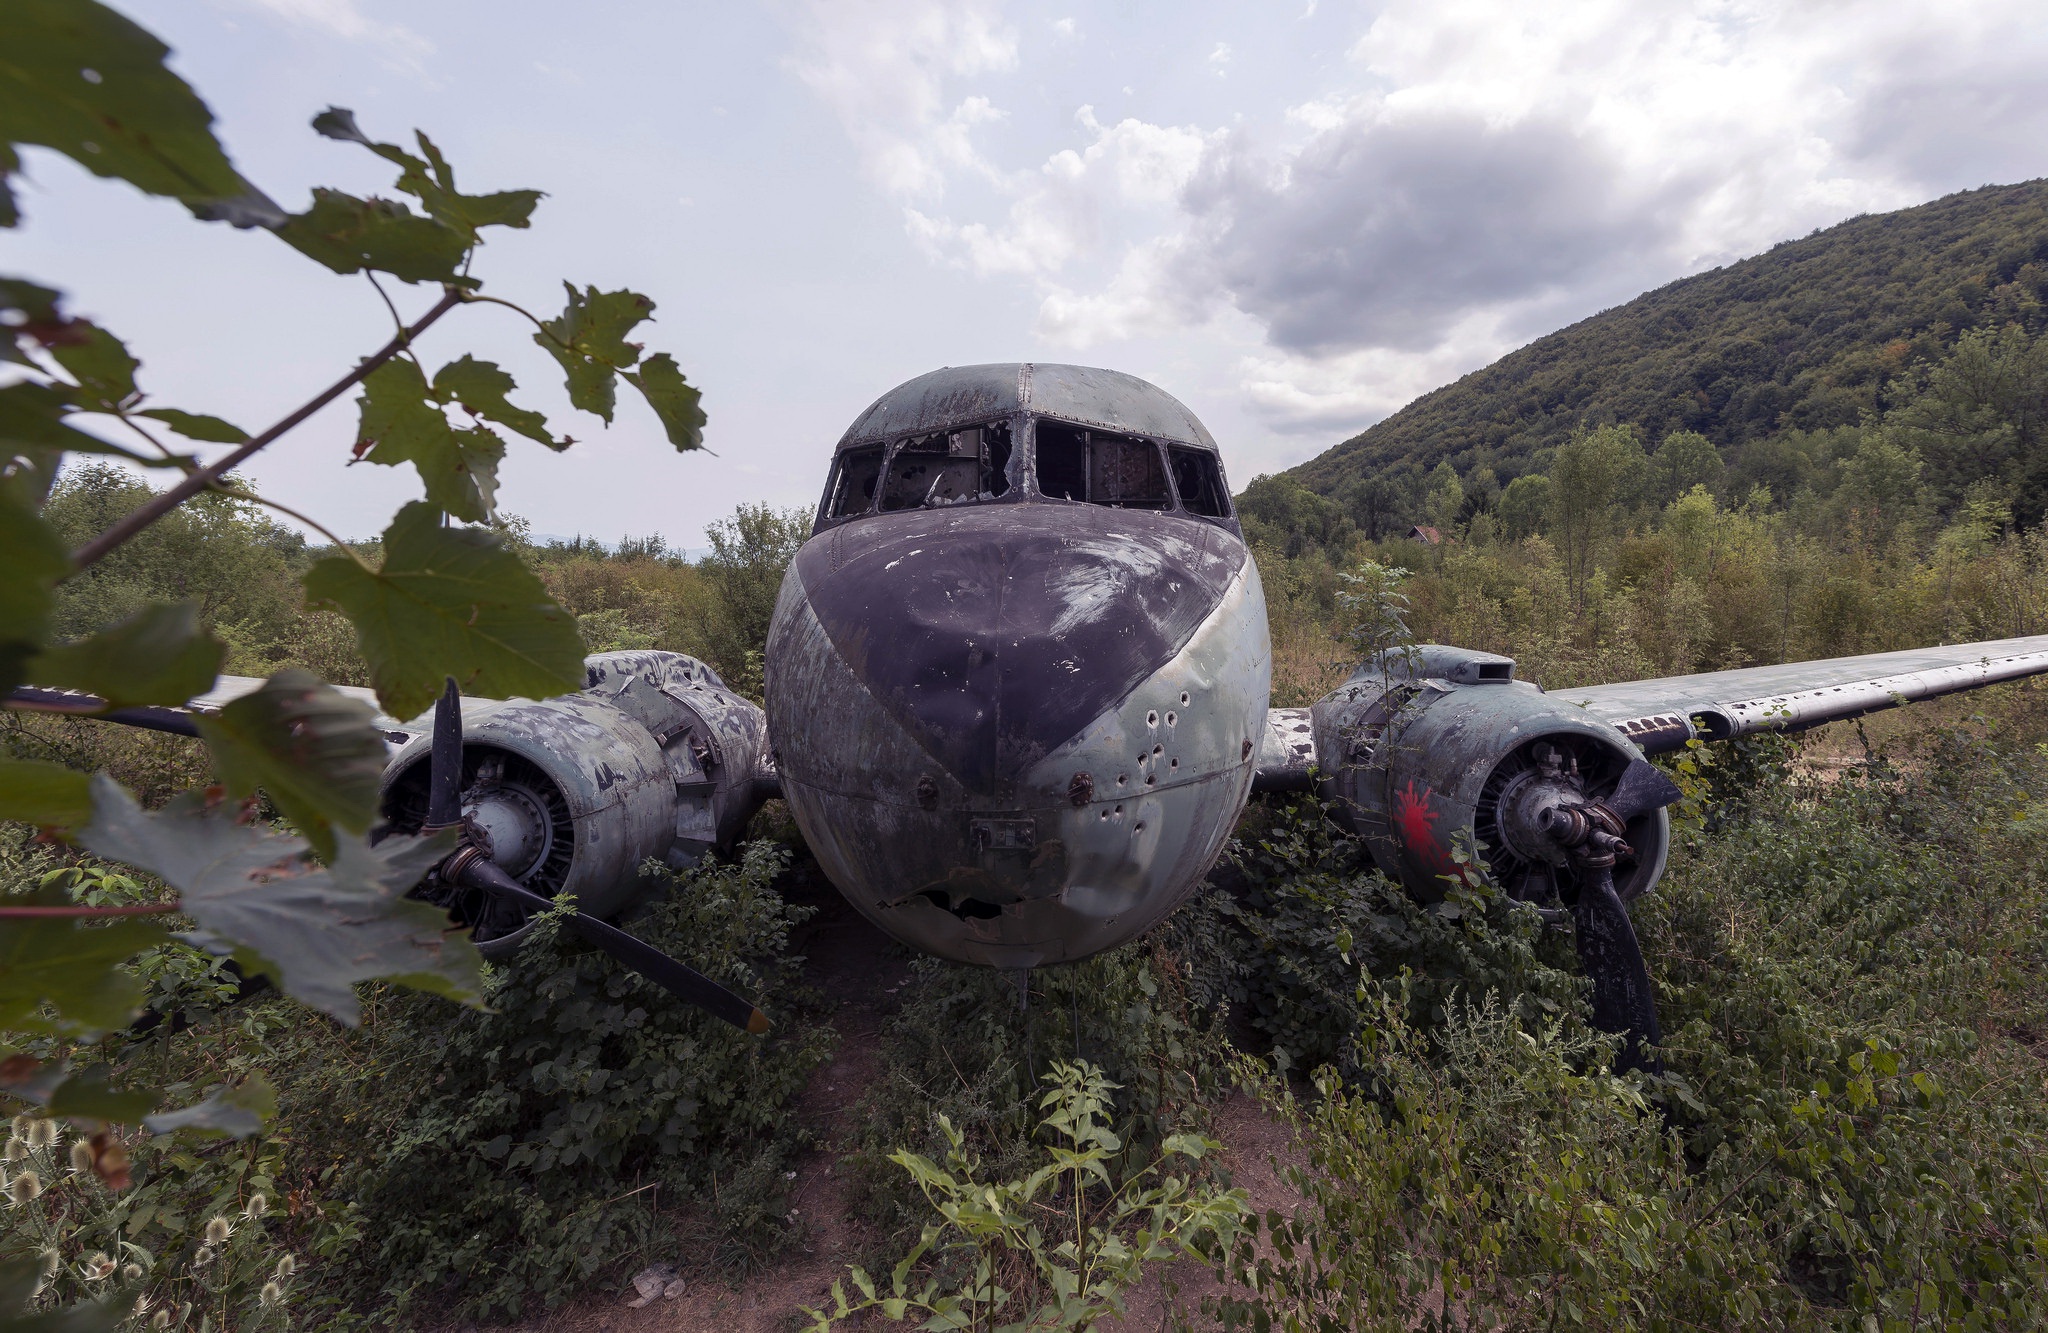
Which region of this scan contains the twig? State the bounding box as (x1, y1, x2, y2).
(0, 903, 178, 918)
(213, 486, 369, 566)
(67, 286, 464, 575)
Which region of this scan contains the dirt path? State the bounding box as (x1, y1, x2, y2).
(456, 859, 1307, 1333)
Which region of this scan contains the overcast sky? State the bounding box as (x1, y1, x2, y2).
(10, 0, 2048, 545)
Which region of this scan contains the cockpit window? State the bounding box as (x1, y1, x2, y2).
(1035, 423, 1173, 510)
(827, 444, 885, 518)
(855, 422, 1011, 514)
(1169, 446, 1231, 518)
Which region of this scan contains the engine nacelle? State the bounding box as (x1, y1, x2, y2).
(381, 651, 771, 956)
(1310, 646, 1670, 905)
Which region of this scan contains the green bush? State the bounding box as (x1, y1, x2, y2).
(1217, 711, 2048, 1330)
(294, 842, 833, 1321)
(1215, 795, 1582, 1076)
(812, 1059, 1250, 1333)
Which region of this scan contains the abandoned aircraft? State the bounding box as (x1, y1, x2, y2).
(20, 363, 2048, 1061)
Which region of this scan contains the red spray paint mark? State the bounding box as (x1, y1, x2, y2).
(1393, 779, 1470, 885)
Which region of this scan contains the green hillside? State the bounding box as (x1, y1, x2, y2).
(1289, 180, 2048, 494)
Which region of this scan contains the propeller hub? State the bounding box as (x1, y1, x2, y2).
(463, 781, 555, 881)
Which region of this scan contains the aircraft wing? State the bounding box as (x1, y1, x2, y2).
(9, 674, 432, 748)
(1250, 632, 2048, 787)
(1252, 706, 1317, 792)
(1556, 634, 2048, 755)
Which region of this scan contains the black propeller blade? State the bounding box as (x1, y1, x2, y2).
(1605, 758, 1682, 824)
(1536, 753, 1683, 1073)
(1567, 863, 1663, 1072)
(422, 679, 770, 1035)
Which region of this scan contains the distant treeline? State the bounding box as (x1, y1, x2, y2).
(32, 463, 810, 702)
(1242, 324, 2048, 706)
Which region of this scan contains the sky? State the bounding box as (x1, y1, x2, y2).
(9, 0, 2048, 546)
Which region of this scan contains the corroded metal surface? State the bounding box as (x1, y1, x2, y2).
(835, 363, 1220, 454)
(380, 650, 773, 957)
(1310, 647, 1669, 904)
(791, 504, 1244, 796)
(768, 534, 1268, 969)
(1252, 707, 1316, 792)
(1560, 634, 2048, 751)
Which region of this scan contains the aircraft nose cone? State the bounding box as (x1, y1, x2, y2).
(786, 505, 1245, 797)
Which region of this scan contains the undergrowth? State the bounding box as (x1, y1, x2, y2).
(1207, 699, 2048, 1330)
(1, 839, 830, 1329)
(844, 910, 1235, 1251)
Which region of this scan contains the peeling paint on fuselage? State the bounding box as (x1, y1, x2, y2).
(766, 506, 1270, 969)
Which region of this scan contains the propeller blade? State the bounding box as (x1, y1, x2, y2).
(1604, 757, 1682, 823)
(424, 676, 464, 832)
(453, 855, 771, 1036)
(1568, 862, 1663, 1073)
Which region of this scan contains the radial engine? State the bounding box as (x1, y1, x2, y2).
(1311, 645, 1675, 908)
(380, 650, 774, 956)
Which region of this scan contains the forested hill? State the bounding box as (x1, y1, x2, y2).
(1288, 180, 2048, 493)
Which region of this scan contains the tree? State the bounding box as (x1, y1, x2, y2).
(1497, 474, 1552, 540)
(700, 504, 811, 697)
(1424, 461, 1465, 538)
(1547, 425, 1646, 605)
(1889, 324, 2048, 526)
(1648, 430, 1724, 507)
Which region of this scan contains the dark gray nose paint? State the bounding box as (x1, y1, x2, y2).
(793, 505, 1243, 797)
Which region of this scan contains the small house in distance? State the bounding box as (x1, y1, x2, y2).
(1405, 524, 1443, 545)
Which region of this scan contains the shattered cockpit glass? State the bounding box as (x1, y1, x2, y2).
(821, 414, 1233, 527)
(828, 422, 1013, 520)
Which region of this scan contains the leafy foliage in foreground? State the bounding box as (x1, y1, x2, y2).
(0, 840, 829, 1329)
(1, 3, 727, 1324)
(844, 919, 1233, 1250)
(810, 1060, 1248, 1333)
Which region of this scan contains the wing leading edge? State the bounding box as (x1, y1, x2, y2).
(1559, 634, 2048, 755)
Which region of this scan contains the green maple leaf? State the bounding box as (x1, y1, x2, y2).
(0, 883, 168, 1037)
(195, 668, 388, 862)
(301, 501, 585, 720)
(434, 354, 559, 449)
(144, 1071, 275, 1138)
(0, 482, 70, 692)
(0, 758, 93, 827)
(78, 778, 484, 1024)
(354, 358, 506, 522)
(312, 108, 541, 244)
(0, 0, 282, 227)
(25, 600, 223, 707)
(623, 351, 707, 452)
(137, 407, 246, 443)
(39, 319, 138, 414)
(535, 283, 655, 420)
(278, 187, 472, 286)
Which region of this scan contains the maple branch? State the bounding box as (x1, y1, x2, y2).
(0, 903, 178, 918)
(68, 286, 466, 575)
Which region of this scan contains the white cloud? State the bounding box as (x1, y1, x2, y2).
(231, 0, 431, 69)
(790, 0, 2048, 436)
(780, 0, 1018, 200)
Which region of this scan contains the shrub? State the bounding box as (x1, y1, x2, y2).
(280, 842, 833, 1322)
